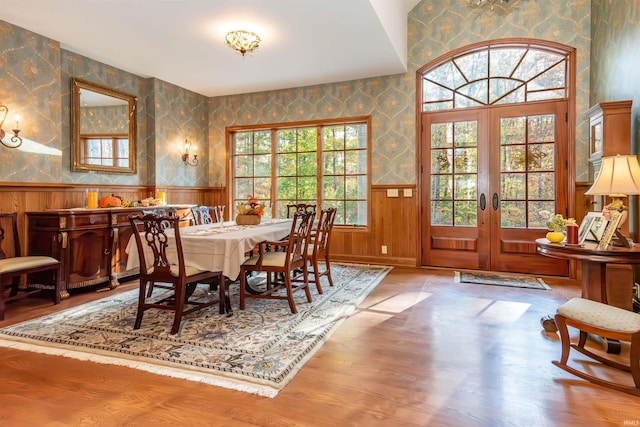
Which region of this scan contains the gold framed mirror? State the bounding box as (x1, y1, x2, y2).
(71, 77, 137, 174)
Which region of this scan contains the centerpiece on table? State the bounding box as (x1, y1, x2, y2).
(236, 195, 265, 225)
(539, 210, 576, 243)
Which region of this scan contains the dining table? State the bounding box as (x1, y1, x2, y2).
(125, 218, 293, 281)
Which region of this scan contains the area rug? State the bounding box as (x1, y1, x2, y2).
(454, 270, 550, 290)
(0, 263, 391, 398)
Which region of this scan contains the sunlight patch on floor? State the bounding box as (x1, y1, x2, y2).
(475, 300, 531, 324)
(368, 291, 432, 313)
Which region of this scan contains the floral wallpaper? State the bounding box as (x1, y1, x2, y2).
(151, 79, 209, 187)
(591, 0, 640, 154)
(80, 106, 128, 134)
(0, 20, 61, 182)
(61, 49, 149, 185)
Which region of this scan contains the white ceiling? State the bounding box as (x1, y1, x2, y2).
(0, 0, 421, 97)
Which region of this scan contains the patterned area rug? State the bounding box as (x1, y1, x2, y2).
(455, 271, 550, 290)
(0, 263, 391, 398)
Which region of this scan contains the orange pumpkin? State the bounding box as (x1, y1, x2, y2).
(98, 195, 121, 208)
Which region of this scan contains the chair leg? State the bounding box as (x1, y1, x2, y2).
(302, 263, 312, 303)
(53, 266, 61, 305)
(630, 337, 640, 388)
(312, 256, 323, 295)
(218, 275, 229, 315)
(171, 282, 186, 335)
(134, 280, 148, 329)
(554, 314, 571, 365)
(239, 268, 247, 310)
(0, 275, 6, 321)
(284, 273, 298, 314)
(324, 254, 334, 287)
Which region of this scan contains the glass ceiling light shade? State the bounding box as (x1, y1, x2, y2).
(225, 30, 261, 56)
(585, 154, 640, 197)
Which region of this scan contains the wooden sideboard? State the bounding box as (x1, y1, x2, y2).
(27, 206, 192, 298)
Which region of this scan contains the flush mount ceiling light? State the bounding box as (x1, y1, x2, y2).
(225, 30, 261, 56)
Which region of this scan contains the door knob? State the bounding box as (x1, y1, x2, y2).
(492, 193, 499, 210)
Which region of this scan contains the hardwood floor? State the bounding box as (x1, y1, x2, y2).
(1, 267, 639, 426)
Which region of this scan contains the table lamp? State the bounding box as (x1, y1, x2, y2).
(584, 154, 640, 247)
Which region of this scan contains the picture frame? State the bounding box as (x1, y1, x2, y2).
(577, 215, 595, 245)
(584, 212, 608, 242)
(599, 210, 623, 248)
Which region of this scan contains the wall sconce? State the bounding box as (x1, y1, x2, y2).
(0, 104, 22, 149)
(181, 139, 198, 166)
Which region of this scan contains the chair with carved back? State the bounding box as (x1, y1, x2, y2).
(191, 205, 219, 225)
(239, 210, 316, 314)
(128, 213, 228, 334)
(304, 207, 337, 294)
(286, 203, 316, 218)
(0, 213, 61, 320)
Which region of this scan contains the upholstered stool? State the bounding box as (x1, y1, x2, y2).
(553, 297, 640, 396)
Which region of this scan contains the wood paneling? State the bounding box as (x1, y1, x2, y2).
(0, 183, 225, 253)
(0, 183, 418, 266)
(330, 186, 417, 266)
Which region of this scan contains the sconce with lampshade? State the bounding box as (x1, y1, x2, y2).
(181, 139, 198, 166)
(584, 154, 640, 247)
(0, 103, 22, 149)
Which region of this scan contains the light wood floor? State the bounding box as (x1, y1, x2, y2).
(1, 267, 639, 426)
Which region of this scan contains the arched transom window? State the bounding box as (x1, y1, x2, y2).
(421, 44, 569, 112)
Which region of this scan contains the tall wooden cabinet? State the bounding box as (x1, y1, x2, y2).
(585, 100, 634, 310)
(586, 100, 633, 212)
(27, 206, 190, 298)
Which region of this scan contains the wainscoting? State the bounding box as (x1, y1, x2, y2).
(0, 183, 419, 267)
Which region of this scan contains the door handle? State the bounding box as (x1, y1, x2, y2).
(492, 193, 499, 210)
(480, 193, 486, 211)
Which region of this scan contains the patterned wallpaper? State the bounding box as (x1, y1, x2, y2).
(591, 0, 640, 155)
(152, 79, 209, 187)
(0, 1, 597, 186)
(0, 20, 61, 183)
(80, 106, 128, 134)
(61, 49, 149, 185)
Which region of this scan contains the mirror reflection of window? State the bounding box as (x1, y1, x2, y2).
(71, 77, 137, 174)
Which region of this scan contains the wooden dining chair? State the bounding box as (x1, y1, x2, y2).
(0, 213, 61, 320)
(239, 210, 316, 314)
(191, 205, 219, 225)
(128, 213, 228, 334)
(304, 207, 337, 294)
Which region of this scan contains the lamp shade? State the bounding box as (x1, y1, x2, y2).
(585, 154, 640, 196)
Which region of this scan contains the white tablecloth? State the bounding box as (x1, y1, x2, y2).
(126, 219, 292, 280)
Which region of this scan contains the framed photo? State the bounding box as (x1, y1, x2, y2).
(577, 215, 595, 245)
(599, 210, 623, 248)
(584, 212, 608, 242)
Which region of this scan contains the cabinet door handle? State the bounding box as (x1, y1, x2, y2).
(59, 232, 68, 249)
(480, 193, 486, 211)
(492, 193, 499, 210)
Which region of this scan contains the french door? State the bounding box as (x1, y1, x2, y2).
(420, 100, 569, 276)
